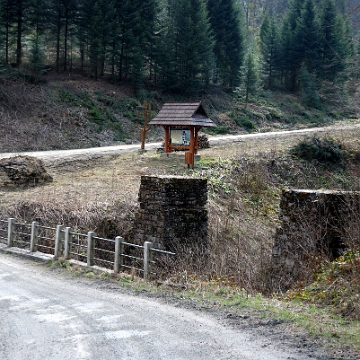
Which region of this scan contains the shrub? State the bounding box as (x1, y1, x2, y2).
(204, 125, 228, 135)
(290, 137, 345, 168)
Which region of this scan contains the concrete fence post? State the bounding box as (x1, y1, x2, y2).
(87, 231, 95, 267)
(30, 221, 39, 252)
(64, 227, 72, 260)
(143, 241, 153, 280)
(7, 218, 15, 247)
(54, 225, 64, 260)
(114, 236, 124, 274)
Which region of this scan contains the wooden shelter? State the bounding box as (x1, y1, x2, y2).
(149, 102, 216, 168)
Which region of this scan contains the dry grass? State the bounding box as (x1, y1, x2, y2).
(0, 125, 360, 293)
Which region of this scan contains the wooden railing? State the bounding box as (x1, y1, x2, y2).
(0, 218, 175, 279)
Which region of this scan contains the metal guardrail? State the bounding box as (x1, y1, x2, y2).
(0, 218, 175, 279)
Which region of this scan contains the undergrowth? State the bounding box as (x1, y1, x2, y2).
(285, 249, 360, 320)
(58, 89, 126, 141)
(290, 136, 346, 168)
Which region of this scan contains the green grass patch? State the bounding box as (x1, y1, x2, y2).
(204, 125, 229, 135)
(58, 89, 125, 141)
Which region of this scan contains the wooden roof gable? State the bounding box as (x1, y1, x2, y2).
(149, 102, 216, 127)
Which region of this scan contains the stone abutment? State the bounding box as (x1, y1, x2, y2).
(132, 175, 208, 252)
(272, 189, 360, 291)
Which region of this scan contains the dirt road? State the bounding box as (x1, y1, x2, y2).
(0, 252, 332, 360)
(1, 122, 360, 166)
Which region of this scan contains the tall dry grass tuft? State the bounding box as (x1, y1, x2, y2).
(0, 198, 137, 239)
(284, 199, 360, 320)
(207, 201, 274, 293)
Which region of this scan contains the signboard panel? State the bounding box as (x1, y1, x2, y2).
(170, 129, 190, 146)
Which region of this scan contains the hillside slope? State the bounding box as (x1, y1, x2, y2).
(1, 70, 360, 153)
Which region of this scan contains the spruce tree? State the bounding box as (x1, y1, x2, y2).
(115, 0, 147, 84)
(300, 62, 321, 108)
(0, 0, 13, 64)
(28, 34, 45, 81)
(163, 0, 213, 95)
(259, 11, 281, 89)
(79, 0, 113, 80)
(281, 0, 306, 90)
(239, 52, 259, 108)
(154, 3, 177, 90)
(319, 0, 349, 82)
(14, 0, 31, 66)
(50, 0, 78, 72)
(27, 0, 51, 37)
(207, 0, 245, 88)
(296, 0, 322, 75)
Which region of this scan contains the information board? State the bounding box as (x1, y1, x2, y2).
(170, 129, 190, 146)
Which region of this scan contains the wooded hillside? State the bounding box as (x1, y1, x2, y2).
(0, 0, 358, 97)
(0, 0, 360, 152)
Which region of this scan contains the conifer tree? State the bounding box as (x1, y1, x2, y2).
(319, 0, 349, 82)
(281, 0, 306, 90)
(239, 52, 259, 108)
(207, 0, 245, 88)
(115, 0, 147, 83)
(300, 62, 321, 108)
(79, 0, 113, 80)
(14, 0, 31, 66)
(0, 0, 38, 65)
(154, 4, 177, 90)
(50, 0, 78, 72)
(28, 34, 45, 81)
(296, 0, 322, 75)
(259, 10, 281, 89)
(28, 0, 51, 37)
(0, 0, 12, 64)
(161, 0, 213, 95)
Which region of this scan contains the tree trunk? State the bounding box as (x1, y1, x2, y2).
(64, 7, 69, 71)
(5, 19, 9, 65)
(56, 24, 61, 73)
(16, 0, 23, 66)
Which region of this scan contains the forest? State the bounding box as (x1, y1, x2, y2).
(0, 0, 359, 104)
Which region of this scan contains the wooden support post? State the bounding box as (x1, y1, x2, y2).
(143, 241, 153, 280)
(30, 221, 39, 252)
(54, 225, 64, 260)
(141, 100, 147, 150)
(194, 127, 200, 154)
(87, 231, 95, 266)
(114, 236, 124, 274)
(7, 218, 15, 247)
(163, 126, 170, 153)
(64, 227, 72, 259)
(188, 127, 196, 169)
(137, 100, 152, 150)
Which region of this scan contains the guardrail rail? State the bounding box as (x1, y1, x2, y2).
(0, 218, 175, 279)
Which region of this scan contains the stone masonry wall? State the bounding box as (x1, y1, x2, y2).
(132, 175, 208, 251)
(272, 189, 360, 291)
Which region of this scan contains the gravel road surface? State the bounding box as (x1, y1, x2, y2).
(1, 123, 360, 166)
(0, 252, 319, 360)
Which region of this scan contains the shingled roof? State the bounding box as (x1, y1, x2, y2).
(149, 102, 216, 127)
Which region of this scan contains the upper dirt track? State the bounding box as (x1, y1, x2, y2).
(1, 122, 360, 165)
